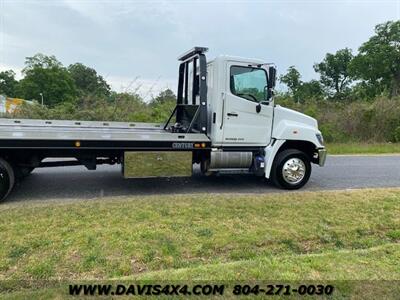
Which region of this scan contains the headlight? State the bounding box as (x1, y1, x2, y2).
(316, 133, 324, 145)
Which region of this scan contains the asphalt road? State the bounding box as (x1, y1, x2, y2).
(5, 155, 400, 203)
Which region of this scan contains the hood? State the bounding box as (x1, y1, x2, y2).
(274, 105, 318, 128)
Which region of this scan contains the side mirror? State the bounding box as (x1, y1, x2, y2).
(268, 66, 276, 88)
(265, 66, 276, 102)
(264, 85, 274, 102)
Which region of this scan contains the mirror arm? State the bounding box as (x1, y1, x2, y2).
(256, 103, 262, 113)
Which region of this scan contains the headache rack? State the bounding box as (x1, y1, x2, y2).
(164, 47, 208, 134)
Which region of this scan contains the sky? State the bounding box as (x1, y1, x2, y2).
(1, 0, 399, 100)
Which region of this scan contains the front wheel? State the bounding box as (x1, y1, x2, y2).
(270, 149, 311, 190)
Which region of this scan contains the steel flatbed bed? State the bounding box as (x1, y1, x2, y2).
(0, 118, 211, 150)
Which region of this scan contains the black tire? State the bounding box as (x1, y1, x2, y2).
(0, 158, 15, 202)
(14, 167, 34, 180)
(270, 149, 311, 190)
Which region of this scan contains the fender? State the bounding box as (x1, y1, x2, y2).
(264, 119, 324, 179)
(264, 139, 285, 179)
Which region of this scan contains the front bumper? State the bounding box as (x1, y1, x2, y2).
(318, 148, 327, 167)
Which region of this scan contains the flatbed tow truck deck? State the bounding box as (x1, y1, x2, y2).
(0, 119, 210, 150)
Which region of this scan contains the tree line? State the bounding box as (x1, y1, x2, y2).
(1, 54, 113, 106)
(279, 20, 400, 101)
(1, 20, 398, 105)
(0, 51, 177, 122)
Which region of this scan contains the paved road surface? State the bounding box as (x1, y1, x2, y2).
(5, 155, 400, 203)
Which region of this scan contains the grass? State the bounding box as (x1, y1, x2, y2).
(0, 189, 399, 298)
(327, 142, 400, 154)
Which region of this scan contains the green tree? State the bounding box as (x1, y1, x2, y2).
(107, 92, 150, 121)
(0, 70, 18, 97)
(148, 89, 176, 122)
(296, 80, 324, 100)
(280, 67, 324, 102)
(149, 88, 176, 105)
(350, 20, 400, 98)
(314, 48, 353, 98)
(68, 63, 111, 97)
(280, 66, 301, 96)
(17, 54, 77, 106)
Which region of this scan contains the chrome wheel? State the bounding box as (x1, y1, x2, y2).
(282, 158, 306, 185)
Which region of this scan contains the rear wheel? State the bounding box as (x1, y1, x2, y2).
(271, 149, 311, 189)
(0, 158, 15, 202)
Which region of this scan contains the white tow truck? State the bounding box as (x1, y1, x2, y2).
(0, 47, 326, 201)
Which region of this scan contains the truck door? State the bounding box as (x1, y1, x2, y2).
(222, 63, 273, 146)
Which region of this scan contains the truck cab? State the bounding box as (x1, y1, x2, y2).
(168, 47, 326, 188)
(207, 55, 275, 147)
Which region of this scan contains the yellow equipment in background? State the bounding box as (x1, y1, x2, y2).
(0, 95, 33, 113)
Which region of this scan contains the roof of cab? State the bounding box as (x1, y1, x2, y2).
(211, 55, 265, 65)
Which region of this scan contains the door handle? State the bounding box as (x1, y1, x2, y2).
(227, 112, 238, 117)
(220, 92, 225, 129)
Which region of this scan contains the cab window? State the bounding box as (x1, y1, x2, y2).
(230, 66, 268, 102)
